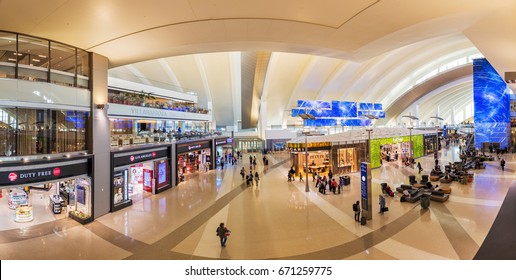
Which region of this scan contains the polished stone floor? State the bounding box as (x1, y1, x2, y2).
(0, 144, 515, 260)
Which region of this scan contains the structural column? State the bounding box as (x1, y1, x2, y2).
(89, 53, 110, 218)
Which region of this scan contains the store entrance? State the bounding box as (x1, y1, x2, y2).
(380, 142, 410, 162)
(177, 149, 211, 182)
(216, 145, 233, 167)
(113, 157, 169, 207)
(126, 161, 155, 203)
(0, 176, 91, 230)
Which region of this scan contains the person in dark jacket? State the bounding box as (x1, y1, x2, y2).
(353, 201, 361, 222)
(216, 222, 230, 247)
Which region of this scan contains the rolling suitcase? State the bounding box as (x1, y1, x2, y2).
(360, 217, 367, 225)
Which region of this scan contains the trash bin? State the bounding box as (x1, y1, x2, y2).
(421, 174, 429, 184)
(420, 194, 430, 209)
(344, 176, 350, 186)
(409, 175, 416, 184)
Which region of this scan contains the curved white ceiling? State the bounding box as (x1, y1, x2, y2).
(109, 34, 480, 127)
(2, 0, 516, 128)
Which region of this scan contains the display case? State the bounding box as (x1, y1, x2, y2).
(15, 205, 33, 222)
(49, 195, 63, 214)
(68, 178, 93, 224)
(8, 191, 28, 209)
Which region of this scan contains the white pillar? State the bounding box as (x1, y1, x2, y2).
(90, 53, 110, 218)
(259, 100, 267, 140)
(415, 105, 420, 127)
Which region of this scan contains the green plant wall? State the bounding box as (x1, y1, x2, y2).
(413, 134, 424, 158)
(370, 139, 381, 168)
(369, 134, 424, 168)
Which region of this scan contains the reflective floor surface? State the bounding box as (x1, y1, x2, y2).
(1, 144, 515, 260)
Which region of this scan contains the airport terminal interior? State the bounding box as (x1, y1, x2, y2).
(1, 1, 516, 260)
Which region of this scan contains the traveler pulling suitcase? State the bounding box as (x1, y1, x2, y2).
(381, 207, 389, 212)
(360, 217, 367, 225)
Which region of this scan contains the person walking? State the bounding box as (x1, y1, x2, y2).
(353, 201, 361, 222)
(248, 171, 254, 186)
(417, 162, 422, 174)
(216, 222, 230, 247)
(255, 171, 260, 185)
(331, 178, 337, 194)
(299, 172, 303, 182)
(501, 158, 506, 171)
(379, 194, 386, 214)
(312, 171, 317, 182)
(240, 167, 246, 180)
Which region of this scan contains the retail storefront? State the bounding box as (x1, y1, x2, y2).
(288, 128, 429, 172)
(370, 134, 425, 168)
(111, 146, 171, 212)
(424, 134, 436, 155)
(287, 142, 332, 176)
(176, 140, 212, 183)
(0, 156, 94, 227)
(331, 142, 363, 174)
(379, 137, 410, 162)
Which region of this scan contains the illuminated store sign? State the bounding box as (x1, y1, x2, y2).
(0, 163, 88, 185)
(287, 142, 331, 150)
(177, 141, 211, 153)
(113, 149, 168, 167)
(188, 144, 201, 150)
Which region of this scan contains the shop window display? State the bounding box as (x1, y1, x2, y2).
(70, 178, 92, 221)
(338, 148, 358, 173)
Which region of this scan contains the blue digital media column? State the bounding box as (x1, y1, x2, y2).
(473, 58, 511, 149)
(360, 162, 372, 220)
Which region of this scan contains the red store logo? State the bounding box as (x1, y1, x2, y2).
(130, 156, 135, 162)
(53, 168, 61, 176)
(8, 172, 18, 182)
(152, 152, 156, 157)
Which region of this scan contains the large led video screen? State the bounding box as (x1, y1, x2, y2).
(473, 58, 511, 148)
(297, 100, 331, 109)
